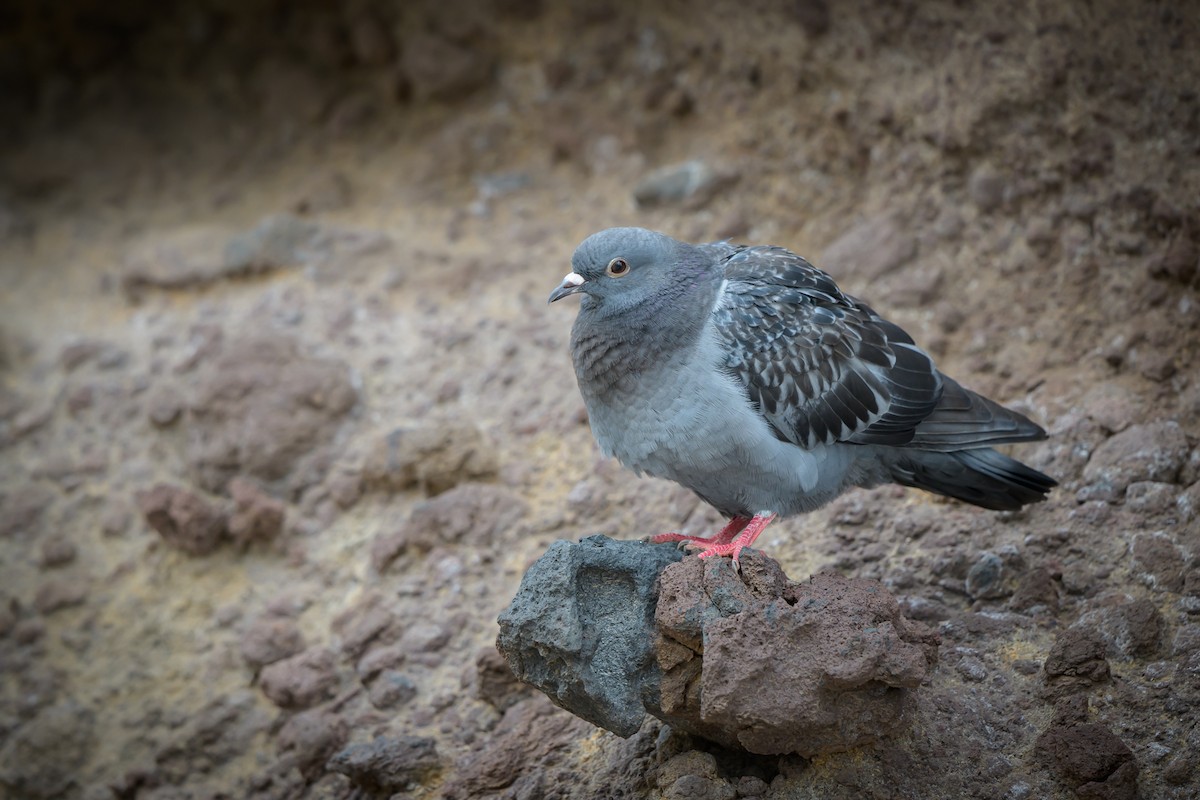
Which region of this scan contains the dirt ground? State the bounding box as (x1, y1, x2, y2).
(1, 1, 1198, 798)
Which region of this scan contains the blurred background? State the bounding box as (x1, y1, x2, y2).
(1, 1, 1198, 798)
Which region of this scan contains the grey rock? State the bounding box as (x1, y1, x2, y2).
(222, 213, 320, 273)
(496, 535, 683, 737)
(966, 551, 1009, 599)
(632, 161, 739, 210)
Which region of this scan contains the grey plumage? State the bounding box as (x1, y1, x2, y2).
(549, 227, 1054, 556)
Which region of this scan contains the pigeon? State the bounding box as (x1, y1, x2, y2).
(549, 227, 1055, 566)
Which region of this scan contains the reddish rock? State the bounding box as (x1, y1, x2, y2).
(362, 418, 499, 497)
(239, 615, 306, 669)
(371, 483, 526, 571)
(38, 536, 77, 569)
(227, 478, 285, 548)
(1082, 421, 1190, 496)
(399, 34, 493, 102)
(328, 735, 441, 793)
(1131, 531, 1185, 592)
(820, 213, 917, 281)
(655, 556, 939, 756)
(276, 708, 348, 780)
(1010, 566, 1062, 613)
(1037, 717, 1138, 800)
(182, 331, 357, 494)
(0, 483, 53, 538)
(135, 483, 228, 556)
(474, 647, 534, 712)
(332, 594, 400, 658)
(259, 648, 339, 709)
(33, 579, 88, 615)
(441, 696, 590, 799)
(1075, 594, 1164, 660)
(1042, 627, 1110, 697)
(366, 670, 417, 710)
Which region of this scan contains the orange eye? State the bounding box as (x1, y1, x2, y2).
(606, 258, 630, 277)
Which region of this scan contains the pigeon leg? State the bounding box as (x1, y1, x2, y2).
(695, 513, 778, 568)
(651, 516, 751, 547)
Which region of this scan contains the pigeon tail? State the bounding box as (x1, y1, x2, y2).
(887, 447, 1056, 511)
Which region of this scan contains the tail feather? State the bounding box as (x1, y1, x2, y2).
(889, 447, 1056, 511)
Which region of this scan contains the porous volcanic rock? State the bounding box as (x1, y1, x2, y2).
(497, 537, 939, 756)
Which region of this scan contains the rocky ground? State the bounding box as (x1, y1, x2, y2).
(0, 1, 1198, 798)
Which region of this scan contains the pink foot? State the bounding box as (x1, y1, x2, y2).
(695, 513, 778, 568)
(651, 516, 750, 548)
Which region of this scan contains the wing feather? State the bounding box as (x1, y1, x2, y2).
(711, 244, 942, 449)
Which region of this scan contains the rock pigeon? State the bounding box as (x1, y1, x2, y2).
(549, 227, 1055, 565)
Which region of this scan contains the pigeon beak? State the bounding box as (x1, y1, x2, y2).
(548, 272, 587, 303)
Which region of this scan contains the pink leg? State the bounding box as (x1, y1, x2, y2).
(695, 513, 778, 568)
(652, 516, 751, 548)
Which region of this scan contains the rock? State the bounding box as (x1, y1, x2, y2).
(821, 213, 917, 281)
(968, 164, 1006, 212)
(292, 172, 354, 215)
(259, 648, 339, 709)
(135, 483, 228, 556)
(0, 483, 53, 538)
(474, 647, 534, 712)
(790, 0, 831, 37)
(363, 418, 499, 497)
(239, 615, 306, 668)
(441, 695, 591, 800)
(371, 483, 527, 571)
(655, 558, 939, 756)
(181, 332, 357, 494)
(397, 622, 452, 654)
(1036, 716, 1138, 800)
(154, 692, 270, 783)
(357, 643, 407, 682)
(498, 537, 937, 757)
(1082, 421, 1190, 496)
(966, 551, 1010, 599)
(367, 671, 418, 710)
(1043, 628, 1110, 695)
(0, 701, 96, 799)
(38, 535, 77, 569)
(333, 594, 401, 659)
(277, 708, 349, 780)
(227, 478, 286, 548)
(1125, 481, 1178, 516)
(400, 33, 493, 101)
(33, 579, 88, 614)
(1075, 594, 1164, 660)
(1010, 566, 1061, 613)
(222, 213, 321, 273)
(1131, 531, 1185, 592)
(632, 160, 740, 211)
(655, 751, 736, 800)
(121, 225, 235, 297)
(326, 735, 441, 793)
(496, 535, 684, 737)
(58, 339, 108, 371)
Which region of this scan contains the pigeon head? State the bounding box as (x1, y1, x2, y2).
(548, 227, 711, 315)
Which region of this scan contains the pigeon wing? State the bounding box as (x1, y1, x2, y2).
(711, 245, 943, 449)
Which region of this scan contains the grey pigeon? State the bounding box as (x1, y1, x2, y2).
(549, 227, 1055, 564)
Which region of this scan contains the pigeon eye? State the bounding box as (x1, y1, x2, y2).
(606, 258, 630, 277)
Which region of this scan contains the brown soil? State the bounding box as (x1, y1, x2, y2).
(1, 1, 1197, 798)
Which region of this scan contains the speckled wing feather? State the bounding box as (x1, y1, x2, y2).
(710, 244, 946, 449)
